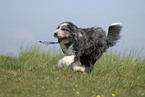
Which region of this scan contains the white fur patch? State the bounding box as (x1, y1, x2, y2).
(110, 23, 122, 26)
(55, 55, 75, 69)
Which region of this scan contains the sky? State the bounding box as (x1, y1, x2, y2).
(0, 0, 145, 57)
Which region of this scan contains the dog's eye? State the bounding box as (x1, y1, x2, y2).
(62, 27, 69, 31)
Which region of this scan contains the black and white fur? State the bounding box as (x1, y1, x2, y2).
(54, 22, 122, 73)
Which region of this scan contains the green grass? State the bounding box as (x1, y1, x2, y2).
(0, 46, 145, 97)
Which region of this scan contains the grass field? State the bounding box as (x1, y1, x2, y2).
(0, 46, 145, 97)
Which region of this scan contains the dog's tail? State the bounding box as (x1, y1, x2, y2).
(107, 23, 122, 47)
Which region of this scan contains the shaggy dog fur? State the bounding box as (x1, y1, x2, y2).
(54, 22, 122, 73)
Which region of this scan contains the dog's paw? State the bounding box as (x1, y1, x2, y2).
(74, 66, 85, 72)
(70, 62, 85, 73)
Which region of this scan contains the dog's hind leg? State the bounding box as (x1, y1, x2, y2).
(80, 56, 96, 73)
(85, 63, 95, 73)
(70, 62, 86, 72)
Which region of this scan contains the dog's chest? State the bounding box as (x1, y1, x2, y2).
(60, 44, 75, 56)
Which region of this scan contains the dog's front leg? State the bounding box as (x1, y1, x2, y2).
(55, 55, 75, 69)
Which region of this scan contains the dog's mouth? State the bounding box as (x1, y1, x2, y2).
(58, 37, 69, 44)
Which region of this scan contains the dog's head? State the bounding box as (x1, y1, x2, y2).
(54, 22, 78, 44)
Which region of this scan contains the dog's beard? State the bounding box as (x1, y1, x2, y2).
(58, 37, 69, 44)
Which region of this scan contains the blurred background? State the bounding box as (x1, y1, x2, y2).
(0, 0, 145, 57)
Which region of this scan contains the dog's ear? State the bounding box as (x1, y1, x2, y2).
(67, 22, 78, 40)
(67, 22, 78, 31)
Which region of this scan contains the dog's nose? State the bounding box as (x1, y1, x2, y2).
(54, 33, 58, 37)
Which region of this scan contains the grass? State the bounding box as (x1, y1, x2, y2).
(0, 46, 145, 97)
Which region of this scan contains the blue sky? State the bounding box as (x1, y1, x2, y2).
(0, 0, 145, 56)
